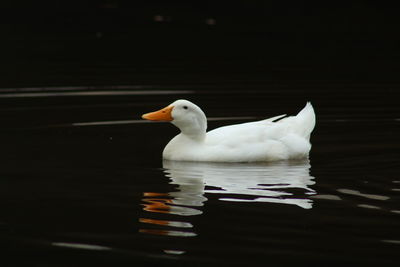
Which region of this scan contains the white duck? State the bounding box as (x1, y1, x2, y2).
(142, 100, 315, 162)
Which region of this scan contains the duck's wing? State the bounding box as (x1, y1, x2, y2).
(205, 114, 286, 145)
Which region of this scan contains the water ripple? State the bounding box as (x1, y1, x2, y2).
(337, 189, 390, 201)
(72, 117, 256, 127)
(52, 242, 111, 251)
(0, 89, 194, 98)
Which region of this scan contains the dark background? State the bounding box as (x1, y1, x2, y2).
(1, 1, 400, 88)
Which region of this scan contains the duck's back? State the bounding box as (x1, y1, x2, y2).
(204, 103, 315, 161)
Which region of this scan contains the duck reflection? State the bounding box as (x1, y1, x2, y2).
(140, 160, 315, 240)
(164, 160, 315, 208)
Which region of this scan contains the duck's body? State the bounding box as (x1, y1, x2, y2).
(142, 100, 315, 162)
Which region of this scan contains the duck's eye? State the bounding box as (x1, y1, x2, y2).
(183, 106, 188, 110)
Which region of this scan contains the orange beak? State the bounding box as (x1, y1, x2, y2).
(142, 105, 174, 121)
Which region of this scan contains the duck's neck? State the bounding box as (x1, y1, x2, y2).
(173, 117, 207, 142)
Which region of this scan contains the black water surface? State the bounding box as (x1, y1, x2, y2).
(0, 83, 399, 266)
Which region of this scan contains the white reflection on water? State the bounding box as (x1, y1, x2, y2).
(164, 159, 316, 209)
(139, 160, 315, 240)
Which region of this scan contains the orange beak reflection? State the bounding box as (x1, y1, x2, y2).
(142, 105, 174, 121)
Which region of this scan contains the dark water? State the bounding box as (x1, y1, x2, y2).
(0, 83, 399, 266)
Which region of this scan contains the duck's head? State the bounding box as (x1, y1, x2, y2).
(142, 99, 207, 138)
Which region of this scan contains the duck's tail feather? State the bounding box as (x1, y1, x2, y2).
(295, 102, 316, 140)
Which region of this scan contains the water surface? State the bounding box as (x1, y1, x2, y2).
(0, 84, 399, 266)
